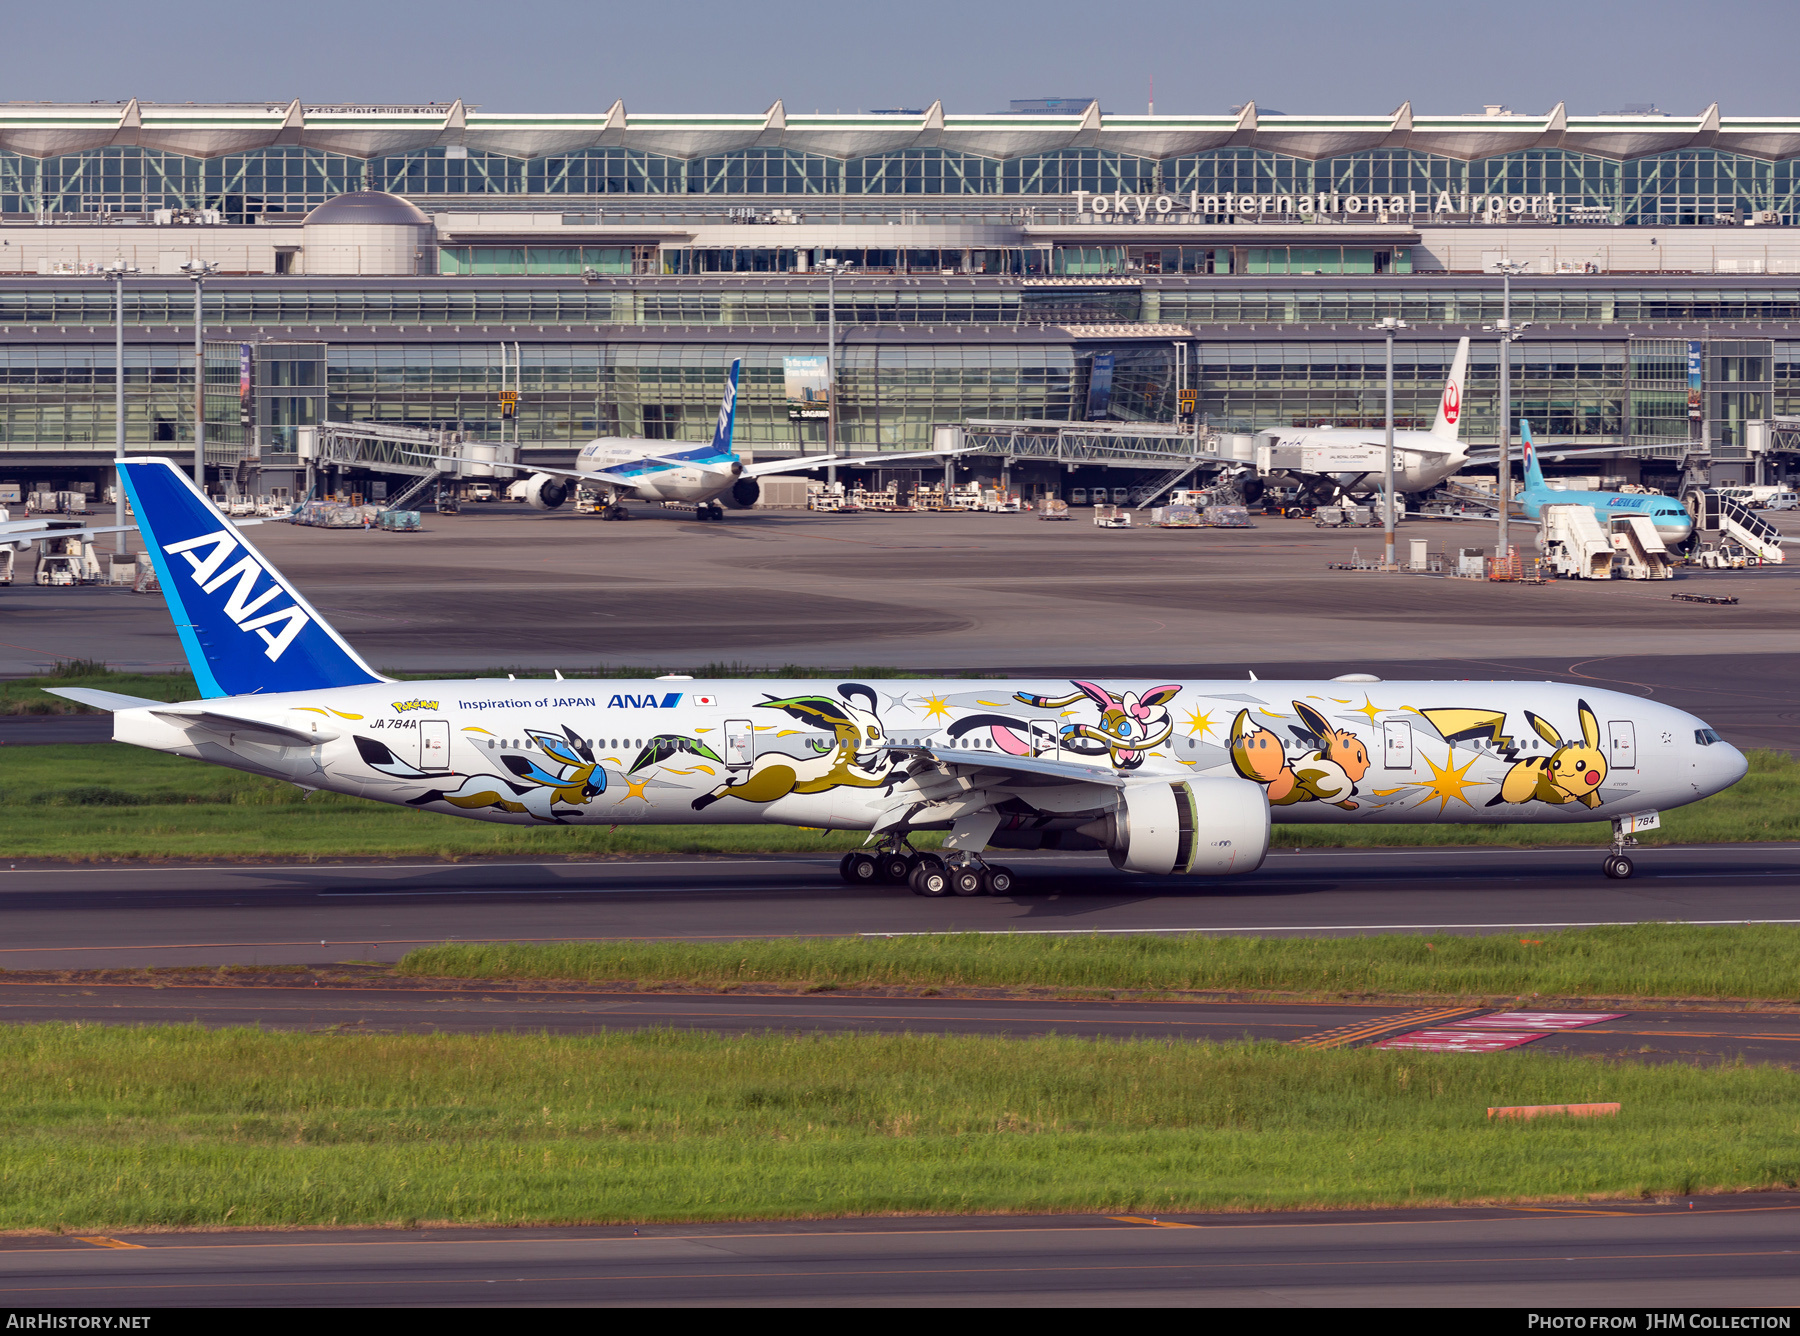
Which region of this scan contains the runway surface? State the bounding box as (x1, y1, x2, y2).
(2, 976, 1796, 1065)
(3, 844, 1799, 970)
(5, 1197, 1798, 1306)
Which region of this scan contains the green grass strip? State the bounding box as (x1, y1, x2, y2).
(4, 1025, 1795, 1229)
(399, 925, 1800, 1002)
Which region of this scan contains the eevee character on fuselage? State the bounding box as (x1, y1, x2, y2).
(1229, 701, 1371, 810)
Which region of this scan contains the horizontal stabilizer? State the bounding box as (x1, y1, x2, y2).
(150, 704, 338, 746)
(41, 687, 165, 712)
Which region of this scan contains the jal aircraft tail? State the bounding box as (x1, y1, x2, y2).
(1429, 337, 1471, 443)
(116, 457, 386, 699)
(1520, 419, 1547, 492)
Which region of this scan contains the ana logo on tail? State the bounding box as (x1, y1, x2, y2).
(162, 529, 310, 661)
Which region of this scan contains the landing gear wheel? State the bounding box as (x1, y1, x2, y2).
(951, 867, 986, 897)
(877, 852, 913, 883)
(606, 504, 630, 521)
(703, 504, 725, 522)
(1604, 854, 1635, 880)
(910, 863, 952, 897)
(984, 865, 1017, 895)
(844, 851, 881, 886)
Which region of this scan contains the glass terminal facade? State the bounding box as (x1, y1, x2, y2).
(8, 144, 1800, 226)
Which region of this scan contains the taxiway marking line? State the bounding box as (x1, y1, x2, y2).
(73, 1237, 144, 1250)
(1291, 1006, 1484, 1049)
(4, 1248, 1796, 1297)
(9, 1201, 1800, 1256)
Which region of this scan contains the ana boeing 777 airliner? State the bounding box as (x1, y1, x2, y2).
(57, 457, 1746, 891)
(508, 360, 959, 522)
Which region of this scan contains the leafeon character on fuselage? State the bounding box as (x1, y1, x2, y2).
(60, 458, 1748, 893)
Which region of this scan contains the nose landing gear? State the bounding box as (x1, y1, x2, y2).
(1603, 816, 1638, 879)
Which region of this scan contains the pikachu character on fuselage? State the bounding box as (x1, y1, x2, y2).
(1490, 701, 1609, 809)
(1229, 701, 1371, 810)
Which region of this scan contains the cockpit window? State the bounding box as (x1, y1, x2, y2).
(1694, 728, 1722, 745)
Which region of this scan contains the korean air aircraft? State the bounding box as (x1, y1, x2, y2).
(1517, 420, 1694, 546)
(58, 457, 1746, 888)
(510, 360, 956, 522)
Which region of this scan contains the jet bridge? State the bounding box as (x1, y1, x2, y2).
(301, 423, 516, 510)
(948, 420, 1225, 507)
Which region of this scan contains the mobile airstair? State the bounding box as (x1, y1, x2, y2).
(1691, 491, 1785, 564)
(1608, 514, 1675, 580)
(1539, 503, 1614, 579)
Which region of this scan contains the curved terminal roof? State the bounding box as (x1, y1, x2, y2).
(303, 191, 431, 225)
(3, 99, 1798, 162)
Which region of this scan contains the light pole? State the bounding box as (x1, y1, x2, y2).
(1371, 316, 1409, 568)
(182, 259, 218, 488)
(822, 257, 853, 489)
(1484, 262, 1532, 569)
(102, 259, 138, 553)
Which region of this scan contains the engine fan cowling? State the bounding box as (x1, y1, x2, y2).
(1092, 777, 1268, 876)
(524, 474, 568, 511)
(726, 477, 761, 510)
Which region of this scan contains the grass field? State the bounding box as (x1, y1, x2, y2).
(5, 1024, 1796, 1229)
(398, 924, 1800, 1003)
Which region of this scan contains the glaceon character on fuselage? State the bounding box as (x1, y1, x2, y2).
(61, 458, 1748, 895)
(508, 359, 959, 523)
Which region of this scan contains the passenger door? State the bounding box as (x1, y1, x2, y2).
(1030, 719, 1061, 757)
(1382, 720, 1413, 770)
(724, 719, 754, 769)
(419, 719, 451, 771)
(1608, 720, 1636, 771)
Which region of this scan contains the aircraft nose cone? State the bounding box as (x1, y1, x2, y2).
(1716, 739, 1750, 789)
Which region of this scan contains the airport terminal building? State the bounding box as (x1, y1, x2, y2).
(6, 98, 1800, 497)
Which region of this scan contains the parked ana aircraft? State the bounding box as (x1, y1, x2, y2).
(509, 360, 956, 521)
(65, 457, 1745, 889)
(1517, 420, 1695, 546)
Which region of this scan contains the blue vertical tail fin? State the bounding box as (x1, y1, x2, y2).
(116, 457, 386, 699)
(710, 358, 741, 458)
(1520, 419, 1547, 492)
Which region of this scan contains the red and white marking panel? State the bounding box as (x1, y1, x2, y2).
(1445, 1012, 1626, 1031)
(1373, 1029, 1542, 1053)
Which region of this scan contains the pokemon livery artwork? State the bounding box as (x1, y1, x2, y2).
(66, 457, 1750, 891)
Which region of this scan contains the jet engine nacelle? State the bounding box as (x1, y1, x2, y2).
(725, 478, 761, 510)
(1082, 777, 1269, 876)
(524, 474, 568, 511)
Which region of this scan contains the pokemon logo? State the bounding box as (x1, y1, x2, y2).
(392, 699, 440, 713)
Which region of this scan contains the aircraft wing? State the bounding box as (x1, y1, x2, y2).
(740, 447, 970, 479)
(880, 742, 1129, 789)
(484, 460, 643, 488)
(1465, 444, 1637, 465)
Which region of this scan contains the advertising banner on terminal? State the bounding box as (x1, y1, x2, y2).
(784, 355, 830, 421)
(1688, 340, 1704, 421)
(1086, 352, 1115, 420)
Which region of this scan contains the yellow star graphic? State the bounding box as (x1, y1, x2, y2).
(615, 775, 652, 804)
(1355, 695, 1389, 726)
(920, 694, 952, 722)
(1417, 748, 1481, 814)
(1182, 708, 1217, 741)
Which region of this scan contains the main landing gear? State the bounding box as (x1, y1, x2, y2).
(1603, 816, 1637, 880)
(695, 503, 726, 523)
(838, 844, 1017, 896)
(601, 503, 631, 522)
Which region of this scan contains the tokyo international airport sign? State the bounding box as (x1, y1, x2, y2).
(1072, 189, 1561, 221)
